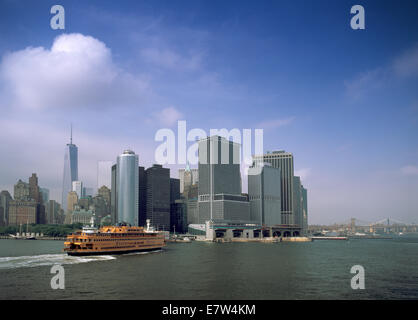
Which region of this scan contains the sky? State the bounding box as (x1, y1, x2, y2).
(0, 0, 417, 224)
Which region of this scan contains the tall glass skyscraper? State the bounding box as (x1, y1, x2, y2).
(198, 136, 250, 223)
(62, 128, 78, 213)
(253, 151, 294, 225)
(116, 150, 139, 226)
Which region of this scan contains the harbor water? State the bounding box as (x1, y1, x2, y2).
(0, 236, 417, 299)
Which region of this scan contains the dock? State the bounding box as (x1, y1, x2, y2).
(311, 236, 348, 241)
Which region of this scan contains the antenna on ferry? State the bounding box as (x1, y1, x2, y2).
(146, 219, 151, 231)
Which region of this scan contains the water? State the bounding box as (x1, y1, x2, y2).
(0, 237, 417, 299)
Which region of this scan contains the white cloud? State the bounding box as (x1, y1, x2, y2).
(345, 44, 418, 99)
(140, 47, 203, 71)
(344, 68, 387, 100)
(401, 165, 418, 176)
(152, 106, 183, 127)
(393, 45, 418, 77)
(0, 33, 149, 110)
(294, 168, 311, 181)
(256, 117, 295, 130)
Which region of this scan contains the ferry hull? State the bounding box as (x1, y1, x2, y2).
(66, 246, 164, 256)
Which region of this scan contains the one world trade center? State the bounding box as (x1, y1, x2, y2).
(62, 126, 78, 213)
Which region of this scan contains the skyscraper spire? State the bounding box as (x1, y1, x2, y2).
(62, 124, 78, 213)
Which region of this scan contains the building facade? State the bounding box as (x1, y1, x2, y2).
(179, 164, 199, 193)
(253, 151, 295, 225)
(138, 166, 147, 226)
(248, 164, 282, 226)
(8, 200, 38, 225)
(292, 176, 303, 229)
(62, 131, 78, 213)
(198, 136, 249, 223)
(111, 164, 117, 224)
(301, 185, 308, 233)
(46, 200, 62, 224)
(116, 150, 139, 226)
(0, 190, 13, 226)
(67, 191, 79, 213)
(72, 181, 83, 198)
(145, 164, 170, 231)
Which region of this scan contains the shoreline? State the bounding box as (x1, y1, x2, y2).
(0, 236, 66, 241)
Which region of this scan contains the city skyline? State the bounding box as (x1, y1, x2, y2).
(0, 1, 417, 225)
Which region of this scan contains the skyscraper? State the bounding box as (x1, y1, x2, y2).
(97, 160, 113, 190)
(0, 190, 12, 226)
(145, 164, 170, 230)
(67, 191, 79, 213)
(179, 163, 198, 193)
(111, 164, 117, 224)
(72, 180, 83, 198)
(198, 136, 250, 223)
(292, 176, 303, 229)
(116, 150, 139, 226)
(248, 163, 281, 226)
(62, 126, 78, 213)
(253, 151, 294, 225)
(138, 166, 147, 226)
(301, 185, 308, 233)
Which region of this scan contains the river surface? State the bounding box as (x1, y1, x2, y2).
(0, 236, 417, 299)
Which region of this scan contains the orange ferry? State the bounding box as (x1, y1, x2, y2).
(64, 219, 166, 256)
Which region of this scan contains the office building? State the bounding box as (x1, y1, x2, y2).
(248, 164, 281, 226)
(145, 164, 170, 231)
(82, 187, 94, 197)
(186, 199, 199, 225)
(111, 164, 117, 224)
(72, 181, 83, 198)
(14, 180, 30, 201)
(170, 178, 181, 232)
(70, 206, 95, 225)
(138, 166, 147, 226)
(197, 136, 250, 223)
(116, 150, 139, 226)
(46, 200, 62, 224)
(98, 185, 111, 206)
(62, 127, 78, 213)
(253, 151, 295, 225)
(301, 185, 308, 233)
(97, 160, 113, 189)
(40, 188, 49, 204)
(292, 176, 303, 229)
(67, 191, 79, 212)
(92, 194, 110, 220)
(8, 200, 38, 225)
(11, 174, 45, 224)
(0, 207, 4, 226)
(171, 199, 187, 233)
(0, 191, 12, 226)
(179, 164, 199, 193)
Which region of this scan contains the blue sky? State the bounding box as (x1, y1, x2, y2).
(0, 0, 417, 224)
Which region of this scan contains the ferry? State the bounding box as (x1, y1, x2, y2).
(64, 219, 166, 256)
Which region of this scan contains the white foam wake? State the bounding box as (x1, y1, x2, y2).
(0, 253, 116, 270)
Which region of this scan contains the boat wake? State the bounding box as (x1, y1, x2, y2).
(0, 254, 116, 270)
(122, 249, 163, 256)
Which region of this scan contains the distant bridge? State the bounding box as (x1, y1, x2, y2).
(338, 217, 414, 227)
(309, 217, 418, 234)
